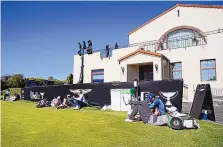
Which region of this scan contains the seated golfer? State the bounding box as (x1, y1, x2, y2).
(57, 95, 74, 109)
(51, 96, 62, 107)
(8, 93, 20, 102)
(73, 90, 88, 110)
(125, 100, 152, 123)
(4, 89, 10, 101)
(125, 93, 165, 124)
(147, 94, 165, 116)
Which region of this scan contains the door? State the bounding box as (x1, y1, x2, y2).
(139, 64, 153, 81)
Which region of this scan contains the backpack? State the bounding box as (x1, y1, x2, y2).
(36, 99, 47, 108)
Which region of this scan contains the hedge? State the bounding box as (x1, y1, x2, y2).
(1, 88, 22, 96)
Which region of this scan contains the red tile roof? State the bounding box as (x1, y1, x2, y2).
(118, 49, 162, 62)
(128, 4, 223, 35)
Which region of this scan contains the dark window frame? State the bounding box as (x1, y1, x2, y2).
(171, 62, 182, 80)
(200, 59, 216, 81)
(91, 69, 104, 83)
(157, 28, 206, 50)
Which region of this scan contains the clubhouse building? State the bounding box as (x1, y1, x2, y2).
(73, 4, 223, 102)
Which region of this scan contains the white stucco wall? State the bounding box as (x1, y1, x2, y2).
(73, 46, 139, 84)
(127, 65, 139, 82)
(119, 53, 162, 81)
(128, 6, 223, 102)
(129, 6, 223, 44)
(74, 6, 223, 102)
(73, 48, 163, 84)
(158, 33, 223, 102)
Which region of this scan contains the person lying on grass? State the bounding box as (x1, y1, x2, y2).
(125, 93, 165, 124)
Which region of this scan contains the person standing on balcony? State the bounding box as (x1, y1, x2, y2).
(106, 44, 110, 57)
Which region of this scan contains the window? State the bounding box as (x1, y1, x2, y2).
(200, 59, 216, 81)
(171, 62, 182, 79)
(167, 29, 195, 49)
(149, 72, 153, 81)
(92, 69, 104, 83)
(143, 72, 149, 80)
(157, 27, 206, 51)
(143, 72, 153, 81)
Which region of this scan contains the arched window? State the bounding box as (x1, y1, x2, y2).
(157, 26, 207, 50)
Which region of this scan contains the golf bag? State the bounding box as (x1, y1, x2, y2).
(36, 99, 51, 108)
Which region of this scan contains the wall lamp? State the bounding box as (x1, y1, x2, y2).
(155, 64, 158, 71)
(121, 66, 125, 75)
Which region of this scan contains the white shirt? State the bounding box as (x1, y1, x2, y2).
(6, 91, 10, 95)
(76, 94, 86, 103)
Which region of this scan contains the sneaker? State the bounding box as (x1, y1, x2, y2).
(136, 117, 142, 121)
(125, 118, 134, 122)
(73, 106, 80, 110)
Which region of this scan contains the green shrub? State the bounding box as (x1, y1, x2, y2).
(54, 80, 66, 85)
(1, 88, 22, 96)
(7, 74, 25, 88)
(26, 77, 45, 86)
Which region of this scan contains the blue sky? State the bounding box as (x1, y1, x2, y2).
(2, 1, 223, 80)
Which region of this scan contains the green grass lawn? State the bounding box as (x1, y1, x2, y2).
(1, 101, 223, 147)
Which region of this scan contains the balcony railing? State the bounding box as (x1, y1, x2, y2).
(183, 84, 188, 100)
(100, 49, 113, 59)
(96, 36, 208, 58)
(75, 28, 223, 58)
(212, 88, 223, 102)
(97, 37, 207, 59)
(193, 87, 223, 102)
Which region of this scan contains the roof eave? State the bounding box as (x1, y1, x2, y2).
(118, 49, 162, 63)
(128, 4, 223, 36)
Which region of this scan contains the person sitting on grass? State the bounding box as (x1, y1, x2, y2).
(4, 89, 10, 101)
(73, 90, 88, 110)
(57, 95, 74, 109)
(36, 98, 51, 108)
(125, 93, 165, 124)
(51, 96, 61, 107)
(8, 93, 20, 102)
(147, 94, 165, 116)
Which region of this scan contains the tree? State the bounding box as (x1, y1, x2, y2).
(66, 73, 73, 84)
(26, 77, 45, 86)
(1, 79, 8, 90)
(54, 80, 66, 85)
(7, 74, 25, 88)
(1, 74, 12, 90)
(1, 74, 12, 81)
(48, 76, 54, 81)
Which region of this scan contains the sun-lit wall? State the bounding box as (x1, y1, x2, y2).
(74, 5, 223, 102)
(129, 6, 223, 102)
